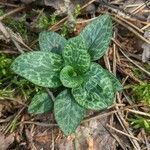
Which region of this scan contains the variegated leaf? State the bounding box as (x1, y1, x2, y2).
(11, 51, 63, 88)
(72, 63, 114, 110)
(54, 89, 86, 135)
(60, 65, 83, 88)
(28, 91, 53, 114)
(105, 70, 123, 92)
(63, 36, 90, 73)
(39, 31, 67, 54)
(80, 15, 112, 60)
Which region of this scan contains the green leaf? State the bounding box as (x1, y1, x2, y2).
(63, 36, 90, 74)
(39, 31, 67, 54)
(28, 91, 53, 114)
(60, 65, 83, 88)
(105, 70, 123, 92)
(11, 51, 63, 88)
(54, 89, 86, 135)
(72, 63, 114, 110)
(80, 14, 112, 60)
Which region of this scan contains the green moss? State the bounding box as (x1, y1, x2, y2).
(36, 12, 49, 29)
(130, 116, 150, 133)
(131, 82, 150, 105)
(0, 54, 12, 79)
(73, 4, 81, 18)
(49, 14, 57, 25)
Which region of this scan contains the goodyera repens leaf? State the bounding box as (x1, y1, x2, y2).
(39, 31, 67, 54)
(28, 91, 53, 114)
(72, 63, 114, 110)
(63, 36, 90, 74)
(11, 51, 63, 88)
(54, 89, 86, 135)
(80, 14, 112, 61)
(105, 70, 123, 92)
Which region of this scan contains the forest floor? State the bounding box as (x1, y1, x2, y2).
(0, 0, 150, 150)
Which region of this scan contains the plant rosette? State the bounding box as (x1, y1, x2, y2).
(11, 14, 123, 135)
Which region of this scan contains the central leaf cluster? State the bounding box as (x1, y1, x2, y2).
(60, 36, 91, 88)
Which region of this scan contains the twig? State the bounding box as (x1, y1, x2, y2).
(82, 110, 117, 123)
(113, 39, 150, 76)
(45, 88, 55, 102)
(0, 21, 10, 39)
(107, 124, 140, 141)
(115, 15, 144, 34)
(125, 108, 150, 117)
(0, 2, 19, 8)
(20, 121, 58, 127)
(115, 108, 141, 150)
(112, 16, 150, 44)
(0, 7, 24, 21)
(0, 97, 27, 106)
(119, 49, 150, 77)
(49, 0, 97, 31)
(113, 31, 117, 75)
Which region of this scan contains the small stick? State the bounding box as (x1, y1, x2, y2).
(107, 124, 140, 141)
(0, 2, 19, 7)
(0, 7, 24, 21)
(113, 31, 117, 75)
(125, 108, 150, 118)
(115, 15, 144, 33)
(20, 121, 58, 127)
(82, 110, 117, 123)
(112, 17, 150, 44)
(49, 0, 96, 31)
(0, 21, 10, 39)
(119, 49, 150, 77)
(112, 39, 150, 76)
(142, 23, 150, 30)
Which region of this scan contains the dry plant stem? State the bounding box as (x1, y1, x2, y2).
(45, 88, 55, 102)
(49, 0, 96, 31)
(142, 23, 150, 30)
(0, 2, 19, 7)
(115, 110, 141, 150)
(20, 121, 58, 127)
(0, 97, 26, 106)
(104, 49, 111, 72)
(0, 21, 10, 39)
(125, 108, 150, 118)
(0, 21, 32, 51)
(64, 0, 75, 28)
(51, 131, 55, 150)
(115, 15, 144, 33)
(108, 132, 127, 150)
(11, 38, 24, 53)
(119, 49, 150, 77)
(112, 39, 150, 76)
(113, 31, 117, 75)
(107, 124, 140, 141)
(0, 7, 24, 21)
(112, 17, 150, 44)
(115, 94, 141, 150)
(143, 130, 150, 150)
(131, 1, 150, 14)
(123, 17, 149, 25)
(4, 106, 26, 134)
(82, 110, 117, 123)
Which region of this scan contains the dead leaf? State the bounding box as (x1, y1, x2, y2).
(0, 132, 14, 150)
